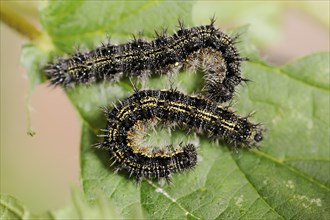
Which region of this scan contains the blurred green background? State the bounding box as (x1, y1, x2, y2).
(1, 0, 329, 214)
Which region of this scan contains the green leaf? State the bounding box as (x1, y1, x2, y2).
(79, 52, 330, 219)
(280, 52, 329, 91)
(20, 1, 329, 219)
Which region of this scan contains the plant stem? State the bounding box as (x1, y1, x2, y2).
(0, 2, 41, 40)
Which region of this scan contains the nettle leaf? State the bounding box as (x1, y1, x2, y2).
(20, 1, 329, 219)
(79, 52, 330, 219)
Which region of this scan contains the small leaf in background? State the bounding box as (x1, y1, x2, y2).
(192, 1, 330, 49)
(192, 1, 283, 48)
(51, 188, 125, 220)
(0, 190, 126, 220)
(1, 194, 30, 220)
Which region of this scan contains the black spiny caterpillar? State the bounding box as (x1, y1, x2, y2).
(98, 89, 263, 182)
(45, 19, 246, 103)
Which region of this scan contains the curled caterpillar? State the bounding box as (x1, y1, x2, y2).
(44, 19, 246, 102)
(98, 89, 263, 182)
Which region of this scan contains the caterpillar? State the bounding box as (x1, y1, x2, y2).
(98, 89, 263, 182)
(44, 19, 246, 103)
